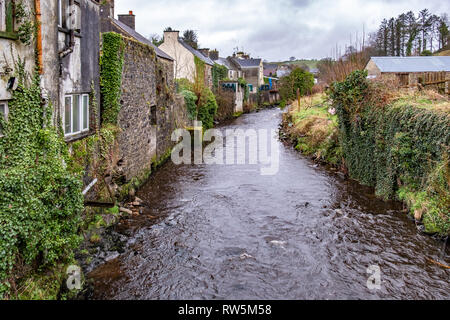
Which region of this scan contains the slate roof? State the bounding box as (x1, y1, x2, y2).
(110, 18, 174, 61)
(369, 56, 450, 73)
(232, 58, 262, 69)
(263, 63, 278, 76)
(215, 57, 236, 70)
(178, 39, 214, 66)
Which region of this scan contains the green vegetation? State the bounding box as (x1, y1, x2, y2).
(238, 77, 249, 102)
(180, 89, 198, 120)
(279, 67, 315, 106)
(276, 59, 318, 70)
(212, 63, 228, 90)
(0, 62, 84, 298)
(179, 58, 219, 130)
(100, 32, 125, 125)
(329, 70, 449, 235)
(283, 94, 342, 166)
(197, 87, 218, 130)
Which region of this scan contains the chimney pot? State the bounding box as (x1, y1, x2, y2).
(118, 11, 136, 30)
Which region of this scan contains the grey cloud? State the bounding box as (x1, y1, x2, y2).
(115, 0, 450, 61)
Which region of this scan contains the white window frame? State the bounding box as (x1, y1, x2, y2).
(0, 0, 6, 32)
(0, 100, 9, 137)
(58, 0, 63, 28)
(64, 93, 90, 137)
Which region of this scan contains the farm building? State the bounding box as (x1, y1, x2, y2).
(365, 57, 450, 92)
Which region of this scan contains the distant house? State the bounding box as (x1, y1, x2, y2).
(209, 52, 242, 81)
(365, 56, 450, 87)
(276, 64, 293, 78)
(263, 63, 278, 77)
(230, 57, 264, 93)
(159, 30, 214, 89)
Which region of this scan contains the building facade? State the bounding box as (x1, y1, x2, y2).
(0, 0, 101, 141)
(159, 30, 214, 89)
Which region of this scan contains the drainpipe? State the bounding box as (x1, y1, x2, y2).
(34, 0, 43, 74)
(57, 0, 75, 127)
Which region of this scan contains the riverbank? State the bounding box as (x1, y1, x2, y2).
(281, 72, 450, 237)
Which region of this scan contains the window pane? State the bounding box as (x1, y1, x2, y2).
(64, 97, 71, 134)
(82, 95, 89, 130)
(0, 0, 5, 32)
(72, 95, 80, 133)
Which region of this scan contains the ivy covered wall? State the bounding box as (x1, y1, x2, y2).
(329, 70, 450, 235)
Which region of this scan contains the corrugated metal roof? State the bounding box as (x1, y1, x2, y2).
(370, 56, 450, 73)
(178, 39, 214, 66)
(111, 18, 174, 61)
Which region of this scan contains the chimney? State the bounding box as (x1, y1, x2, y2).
(209, 49, 219, 61)
(118, 11, 136, 30)
(100, 0, 114, 20)
(199, 48, 210, 58)
(163, 30, 180, 44)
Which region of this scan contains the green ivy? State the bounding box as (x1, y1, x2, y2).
(180, 89, 198, 120)
(15, 1, 37, 46)
(197, 87, 218, 130)
(329, 70, 450, 235)
(212, 63, 228, 90)
(238, 77, 249, 102)
(100, 32, 125, 125)
(0, 62, 84, 298)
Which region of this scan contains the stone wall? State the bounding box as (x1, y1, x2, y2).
(117, 36, 189, 183)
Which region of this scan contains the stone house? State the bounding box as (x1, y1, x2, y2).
(208, 50, 242, 81)
(365, 56, 450, 91)
(230, 57, 264, 93)
(158, 30, 214, 89)
(263, 63, 278, 77)
(98, 2, 189, 190)
(0, 0, 101, 141)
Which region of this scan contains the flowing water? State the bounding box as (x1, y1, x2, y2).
(86, 108, 449, 300)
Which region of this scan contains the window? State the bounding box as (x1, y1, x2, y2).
(58, 0, 81, 32)
(150, 105, 157, 125)
(0, 0, 14, 34)
(64, 94, 89, 136)
(0, 101, 8, 137)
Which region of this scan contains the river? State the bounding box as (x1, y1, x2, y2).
(85, 108, 449, 300)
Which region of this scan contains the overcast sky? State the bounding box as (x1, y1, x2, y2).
(115, 0, 450, 62)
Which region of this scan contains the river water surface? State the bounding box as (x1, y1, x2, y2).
(87, 108, 449, 300)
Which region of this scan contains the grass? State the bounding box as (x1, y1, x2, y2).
(390, 89, 450, 112)
(284, 93, 341, 165)
(435, 49, 450, 56)
(273, 59, 319, 70)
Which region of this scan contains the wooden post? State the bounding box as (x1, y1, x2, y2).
(297, 88, 300, 112)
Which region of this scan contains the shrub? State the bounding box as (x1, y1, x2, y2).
(279, 67, 315, 102)
(180, 89, 198, 120)
(0, 67, 84, 297)
(329, 70, 450, 235)
(197, 87, 218, 129)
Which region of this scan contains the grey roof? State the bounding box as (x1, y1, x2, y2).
(178, 39, 214, 66)
(232, 58, 262, 69)
(215, 57, 236, 70)
(370, 56, 450, 73)
(111, 18, 174, 61)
